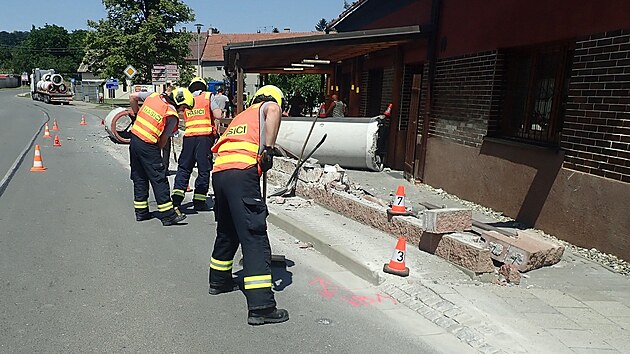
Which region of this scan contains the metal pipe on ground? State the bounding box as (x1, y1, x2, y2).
(104, 107, 134, 144)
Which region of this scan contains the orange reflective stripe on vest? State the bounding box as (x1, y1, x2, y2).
(131, 93, 177, 143)
(184, 92, 214, 136)
(212, 103, 263, 173)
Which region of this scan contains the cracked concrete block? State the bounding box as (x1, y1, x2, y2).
(499, 264, 521, 285)
(435, 232, 495, 273)
(297, 185, 426, 246)
(424, 208, 472, 233)
(481, 230, 565, 272)
(298, 167, 323, 183)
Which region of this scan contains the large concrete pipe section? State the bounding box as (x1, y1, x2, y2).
(104, 107, 134, 144)
(275, 116, 384, 171)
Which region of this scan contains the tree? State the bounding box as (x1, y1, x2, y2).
(343, 0, 352, 10)
(10, 25, 84, 75)
(315, 18, 328, 32)
(0, 31, 28, 73)
(267, 74, 321, 113)
(84, 0, 195, 84)
(272, 27, 279, 33)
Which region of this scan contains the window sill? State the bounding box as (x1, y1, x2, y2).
(483, 136, 562, 152)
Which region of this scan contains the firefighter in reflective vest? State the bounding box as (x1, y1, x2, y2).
(208, 85, 289, 325)
(129, 87, 194, 226)
(171, 78, 222, 211)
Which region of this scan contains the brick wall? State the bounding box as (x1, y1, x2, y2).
(429, 51, 500, 147)
(562, 29, 630, 183)
(380, 66, 395, 115)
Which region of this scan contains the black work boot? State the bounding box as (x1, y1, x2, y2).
(135, 210, 152, 222)
(208, 283, 239, 295)
(247, 308, 289, 325)
(193, 199, 211, 212)
(171, 194, 184, 208)
(161, 209, 186, 226)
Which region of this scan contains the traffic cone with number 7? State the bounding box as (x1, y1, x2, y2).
(383, 236, 409, 277)
(387, 185, 412, 216)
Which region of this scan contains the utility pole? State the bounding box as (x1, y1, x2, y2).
(195, 23, 204, 77)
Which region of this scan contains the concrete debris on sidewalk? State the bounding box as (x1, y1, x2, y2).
(267, 157, 566, 283)
(268, 195, 314, 210)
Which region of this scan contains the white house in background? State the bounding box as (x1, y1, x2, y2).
(185, 30, 321, 96)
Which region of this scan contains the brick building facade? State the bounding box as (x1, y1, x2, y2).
(327, 0, 630, 259)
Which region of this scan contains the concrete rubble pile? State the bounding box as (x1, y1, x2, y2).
(268, 157, 565, 283)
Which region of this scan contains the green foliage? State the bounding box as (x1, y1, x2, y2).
(84, 0, 195, 85)
(267, 74, 321, 107)
(272, 27, 279, 33)
(0, 31, 28, 72)
(315, 18, 328, 32)
(8, 25, 86, 75)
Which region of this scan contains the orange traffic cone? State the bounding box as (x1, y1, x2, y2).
(52, 119, 59, 131)
(43, 123, 51, 138)
(53, 135, 61, 147)
(383, 236, 409, 277)
(80, 115, 87, 125)
(383, 103, 392, 117)
(30, 145, 47, 172)
(318, 103, 327, 118)
(387, 185, 411, 216)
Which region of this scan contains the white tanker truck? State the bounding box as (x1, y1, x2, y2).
(30, 68, 73, 104)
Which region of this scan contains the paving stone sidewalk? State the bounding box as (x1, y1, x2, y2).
(267, 170, 630, 353)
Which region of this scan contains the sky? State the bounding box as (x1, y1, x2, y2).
(0, 0, 348, 33)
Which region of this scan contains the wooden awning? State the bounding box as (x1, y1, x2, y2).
(223, 25, 426, 74)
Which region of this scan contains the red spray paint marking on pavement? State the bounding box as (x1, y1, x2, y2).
(309, 277, 398, 307)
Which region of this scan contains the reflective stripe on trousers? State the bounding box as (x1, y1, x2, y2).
(209, 257, 233, 271)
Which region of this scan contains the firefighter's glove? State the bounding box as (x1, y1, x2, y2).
(260, 146, 274, 172)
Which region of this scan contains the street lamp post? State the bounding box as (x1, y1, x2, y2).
(195, 23, 204, 77)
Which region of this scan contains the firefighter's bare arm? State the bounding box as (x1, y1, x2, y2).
(263, 102, 282, 147)
(158, 115, 178, 149)
(129, 92, 151, 115)
(129, 93, 141, 115)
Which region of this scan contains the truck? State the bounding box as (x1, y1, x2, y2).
(30, 68, 73, 104)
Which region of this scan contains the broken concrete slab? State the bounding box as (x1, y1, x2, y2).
(499, 264, 521, 285)
(424, 208, 473, 233)
(435, 232, 495, 274)
(481, 230, 565, 272)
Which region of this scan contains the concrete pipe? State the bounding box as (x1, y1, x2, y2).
(104, 107, 134, 144)
(50, 74, 63, 85)
(275, 115, 384, 171)
(55, 83, 67, 93)
(37, 81, 53, 91)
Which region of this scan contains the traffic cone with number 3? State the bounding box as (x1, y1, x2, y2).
(383, 236, 409, 277)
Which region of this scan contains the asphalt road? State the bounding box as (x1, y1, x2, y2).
(0, 93, 444, 353)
